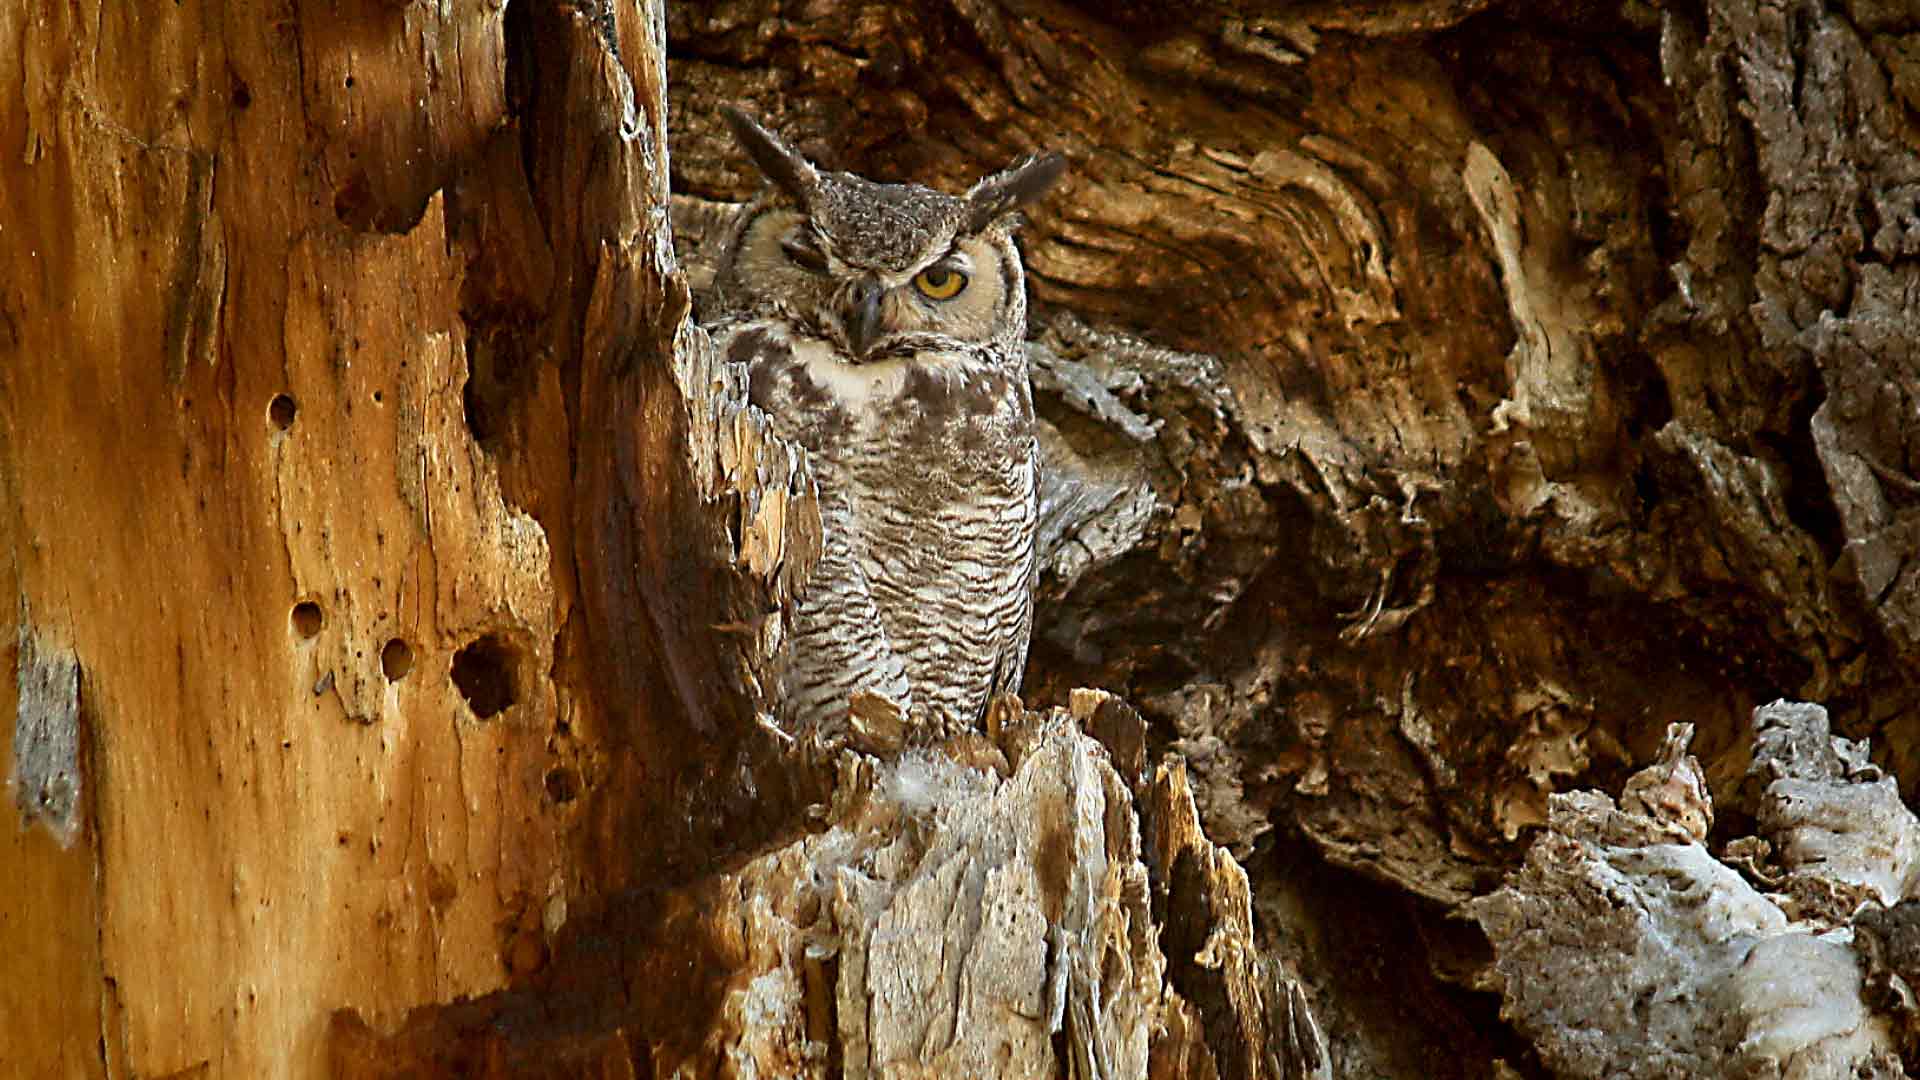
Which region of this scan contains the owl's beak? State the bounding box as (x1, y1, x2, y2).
(845, 279, 887, 359)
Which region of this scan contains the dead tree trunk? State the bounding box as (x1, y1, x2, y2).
(3, 0, 585, 1073)
(1, 0, 814, 1073)
(9, 0, 1920, 1077)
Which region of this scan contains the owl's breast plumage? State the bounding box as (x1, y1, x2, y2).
(720, 319, 1037, 732)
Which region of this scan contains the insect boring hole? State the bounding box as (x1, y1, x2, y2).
(544, 766, 580, 804)
(460, 332, 532, 452)
(268, 394, 298, 431)
(451, 633, 522, 719)
(290, 601, 324, 639)
(380, 638, 414, 682)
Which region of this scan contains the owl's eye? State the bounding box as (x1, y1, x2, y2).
(781, 232, 828, 273)
(912, 267, 968, 300)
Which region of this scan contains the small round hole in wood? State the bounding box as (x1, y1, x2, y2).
(544, 766, 579, 804)
(291, 601, 324, 639)
(381, 638, 414, 681)
(269, 394, 298, 431)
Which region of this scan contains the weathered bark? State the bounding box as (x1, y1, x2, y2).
(1471, 705, 1912, 1078)
(663, 0, 1920, 1075)
(11, 0, 1920, 1076)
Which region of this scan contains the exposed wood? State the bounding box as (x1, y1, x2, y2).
(2, 0, 568, 1071)
(0, 0, 808, 1072)
(1471, 705, 1910, 1078)
(663, 0, 1920, 1073)
(11, 0, 1920, 1076)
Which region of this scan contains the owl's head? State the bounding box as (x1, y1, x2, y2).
(713, 108, 1064, 363)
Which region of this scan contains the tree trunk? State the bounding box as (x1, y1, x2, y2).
(8, 0, 1920, 1076)
(0, 0, 765, 1072)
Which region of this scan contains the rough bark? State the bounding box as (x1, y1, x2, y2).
(664, 0, 1920, 1075)
(1470, 704, 1912, 1078)
(11, 0, 1920, 1077)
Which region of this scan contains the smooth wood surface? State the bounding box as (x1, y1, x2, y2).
(1, 2, 571, 1073)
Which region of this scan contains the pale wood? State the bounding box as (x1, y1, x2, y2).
(4, 0, 598, 1073)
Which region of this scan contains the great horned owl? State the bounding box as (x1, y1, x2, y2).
(707, 108, 1064, 742)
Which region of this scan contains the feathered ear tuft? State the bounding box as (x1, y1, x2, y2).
(722, 106, 820, 206)
(963, 152, 1067, 233)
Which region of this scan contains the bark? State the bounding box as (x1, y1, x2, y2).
(1470, 705, 1912, 1078)
(9, 0, 1920, 1077)
(665, 0, 1920, 1074)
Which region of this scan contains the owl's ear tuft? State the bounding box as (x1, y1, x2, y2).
(964, 153, 1066, 233)
(722, 106, 819, 205)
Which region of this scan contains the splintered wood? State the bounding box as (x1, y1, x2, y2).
(654, 706, 1325, 1079)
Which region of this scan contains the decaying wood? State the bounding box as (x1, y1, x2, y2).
(13, 0, 1920, 1075)
(602, 696, 1323, 1079)
(663, 1, 1920, 1073)
(1143, 706, 1331, 1080)
(1472, 703, 1916, 1078)
(330, 694, 1326, 1078)
(4, 0, 579, 1071)
(692, 709, 1161, 1077)
(0, 0, 824, 1073)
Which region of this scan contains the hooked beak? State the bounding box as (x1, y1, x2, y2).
(845, 278, 886, 359)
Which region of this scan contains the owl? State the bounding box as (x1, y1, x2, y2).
(707, 107, 1064, 743)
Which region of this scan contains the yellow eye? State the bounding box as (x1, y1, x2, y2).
(912, 267, 968, 300)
